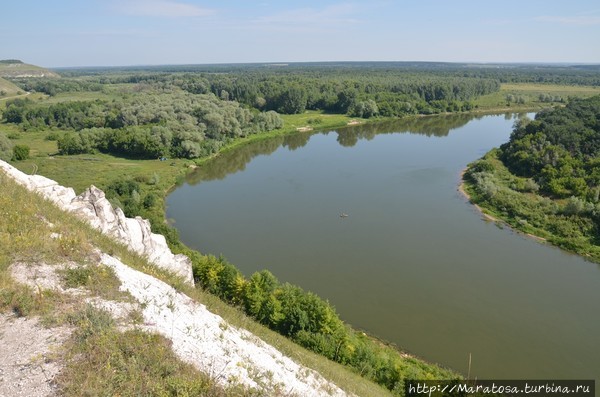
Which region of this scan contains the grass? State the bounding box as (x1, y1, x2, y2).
(0, 77, 22, 97)
(280, 111, 355, 130)
(0, 174, 230, 395)
(473, 83, 600, 111)
(41, 90, 122, 104)
(59, 305, 239, 397)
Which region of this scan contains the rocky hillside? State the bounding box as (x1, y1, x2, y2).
(0, 59, 59, 78)
(0, 159, 361, 396)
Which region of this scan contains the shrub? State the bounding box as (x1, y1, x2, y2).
(563, 196, 586, 216)
(0, 133, 12, 161)
(523, 178, 540, 193)
(45, 132, 60, 141)
(12, 144, 30, 161)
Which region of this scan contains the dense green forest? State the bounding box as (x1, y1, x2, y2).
(465, 95, 600, 260)
(9, 62, 507, 119)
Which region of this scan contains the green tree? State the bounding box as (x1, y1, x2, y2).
(244, 270, 281, 325)
(277, 85, 307, 114)
(12, 145, 30, 161)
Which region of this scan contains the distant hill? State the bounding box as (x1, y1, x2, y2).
(0, 76, 23, 97)
(0, 59, 59, 78)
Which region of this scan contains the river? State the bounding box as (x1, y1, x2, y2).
(166, 113, 600, 380)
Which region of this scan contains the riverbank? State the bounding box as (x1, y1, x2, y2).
(458, 169, 498, 223)
(459, 168, 551, 243)
(462, 150, 600, 262)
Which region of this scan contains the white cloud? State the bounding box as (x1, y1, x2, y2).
(535, 15, 600, 26)
(116, 0, 214, 18)
(252, 3, 361, 32)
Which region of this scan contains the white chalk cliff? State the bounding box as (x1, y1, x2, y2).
(0, 160, 193, 284)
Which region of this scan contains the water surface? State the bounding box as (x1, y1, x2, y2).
(167, 113, 600, 380)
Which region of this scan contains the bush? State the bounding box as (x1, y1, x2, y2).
(12, 144, 30, 161)
(563, 196, 586, 216)
(45, 132, 60, 141)
(142, 193, 158, 209)
(0, 133, 13, 161)
(523, 178, 540, 193)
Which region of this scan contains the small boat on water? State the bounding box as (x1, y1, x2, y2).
(340, 213, 349, 218)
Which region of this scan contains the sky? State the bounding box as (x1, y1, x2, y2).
(1, 0, 599, 67)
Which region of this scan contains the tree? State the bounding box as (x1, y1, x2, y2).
(277, 85, 307, 114)
(12, 145, 30, 161)
(349, 99, 379, 118)
(244, 270, 281, 325)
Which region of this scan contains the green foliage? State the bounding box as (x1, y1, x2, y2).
(0, 132, 12, 161)
(500, 96, 600, 199)
(103, 179, 145, 217)
(0, 284, 36, 317)
(191, 254, 455, 393)
(143, 192, 158, 209)
(176, 67, 500, 116)
(349, 99, 379, 118)
(465, 140, 600, 262)
(8, 90, 284, 159)
(12, 144, 29, 160)
(563, 196, 588, 216)
(62, 265, 94, 288)
(44, 131, 60, 141)
(67, 305, 115, 342)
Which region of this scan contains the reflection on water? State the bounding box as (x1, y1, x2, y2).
(187, 112, 527, 184)
(167, 112, 599, 381)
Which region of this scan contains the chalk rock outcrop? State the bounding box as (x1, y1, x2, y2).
(0, 160, 193, 285)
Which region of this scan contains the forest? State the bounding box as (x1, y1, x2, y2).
(465, 95, 600, 260)
(3, 91, 283, 159)
(500, 96, 600, 199)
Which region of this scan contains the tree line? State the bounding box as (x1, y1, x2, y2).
(2, 90, 283, 159)
(12, 64, 504, 118)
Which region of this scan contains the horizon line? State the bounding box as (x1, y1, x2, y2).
(46, 60, 600, 69)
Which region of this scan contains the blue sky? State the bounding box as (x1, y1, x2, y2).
(1, 0, 599, 67)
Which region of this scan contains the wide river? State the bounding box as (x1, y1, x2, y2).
(167, 113, 600, 380)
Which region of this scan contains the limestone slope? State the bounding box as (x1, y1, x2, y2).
(0, 160, 193, 284)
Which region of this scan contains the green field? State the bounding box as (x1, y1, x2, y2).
(474, 83, 600, 111)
